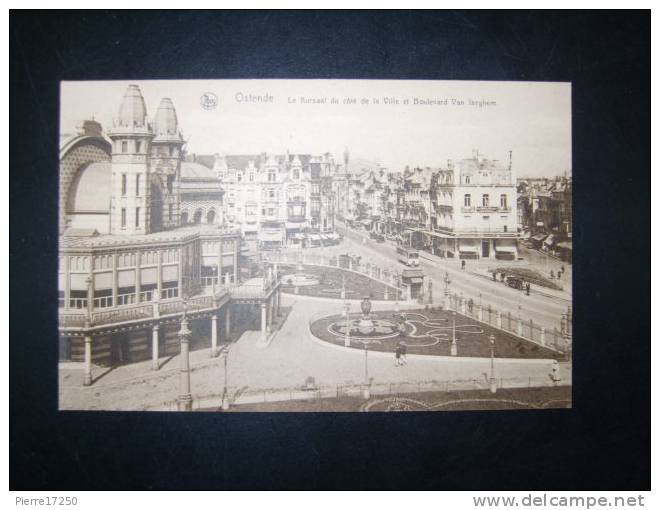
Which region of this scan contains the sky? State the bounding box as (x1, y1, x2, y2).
(61, 79, 571, 178)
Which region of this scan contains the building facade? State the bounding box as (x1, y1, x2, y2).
(59, 85, 280, 385)
(427, 152, 518, 259)
(213, 152, 338, 249)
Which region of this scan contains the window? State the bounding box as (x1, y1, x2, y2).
(121, 141, 128, 153)
(135, 174, 140, 196)
(465, 175, 471, 184)
(169, 146, 174, 156)
(268, 171, 276, 182)
(135, 207, 140, 227)
(293, 169, 300, 180)
(121, 174, 127, 195)
(482, 194, 489, 207)
(237, 173, 242, 182)
(500, 194, 507, 208)
(168, 204, 173, 221)
(268, 189, 275, 199)
(136, 140, 142, 153)
(167, 175, 174, 193)
(249, 173, 254, 182)
(464, 194, 471, 207)
(121, 208, 126, 228)
(268, 208, 274, 216)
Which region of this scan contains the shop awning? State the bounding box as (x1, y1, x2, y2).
(459, 244, 479, 252)
(531, 233, 547, 242)
(495, 245, 517, 252)
(408, 277, 424, 284)
(402, 269, 424, 278)
(543, 234, 556, 246)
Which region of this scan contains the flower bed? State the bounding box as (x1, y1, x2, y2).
(279, 264, 399, 301)
(310, 307, 564, 360)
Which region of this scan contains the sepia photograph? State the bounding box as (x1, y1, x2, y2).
(57, 79, 573, 412)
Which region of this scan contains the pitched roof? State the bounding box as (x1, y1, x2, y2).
(181, 161, 216, 180)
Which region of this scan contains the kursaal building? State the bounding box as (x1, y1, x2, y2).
(58, 85, 283, 384)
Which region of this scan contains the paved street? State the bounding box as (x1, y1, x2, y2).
(329, 225, 571, 330)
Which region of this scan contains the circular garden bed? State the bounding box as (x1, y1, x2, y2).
(310, 307, 564, 360)
(279, 264, 399, 301)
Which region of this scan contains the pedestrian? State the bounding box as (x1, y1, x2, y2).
(400, 342, 407, 365)
(550, 360, 561, 385)
(461, 260, 466, 271)
(526, 282, 531, 296)
(394, 346, 402, 367)
(550, 269, 555, 279)
(561, 264, 565, 273)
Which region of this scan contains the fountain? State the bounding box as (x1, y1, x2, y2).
(329, 297, 400, 342)
(358, 297, 376, 335)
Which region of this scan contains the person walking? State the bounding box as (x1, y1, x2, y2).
(400, 342, 407, 365)
(461, 259, 466, 271)
(394, 346, 402, 367)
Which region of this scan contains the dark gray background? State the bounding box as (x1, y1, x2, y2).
(10, 10, 650, 490)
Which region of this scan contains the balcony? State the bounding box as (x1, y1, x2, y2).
(432, 226, 518, 237)
(460, 206, 512, 214)
(59, 290, 226, 330)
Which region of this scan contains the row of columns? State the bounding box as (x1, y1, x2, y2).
(82, 304, 234, 386)
(260, 289, 281, 342)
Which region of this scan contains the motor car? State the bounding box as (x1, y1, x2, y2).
(505, 275, 525, 290)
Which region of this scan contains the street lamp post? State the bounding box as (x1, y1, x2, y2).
(221, 347, 230, 410)
(489, 334, 497, 394)
(344, 301, 351, 347)
(443, 271, 451, 310)
(177, 299, 193, 411)
(450, 310, 458, 356)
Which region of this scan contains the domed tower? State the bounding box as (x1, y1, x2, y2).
(107, 84, 154, 235)
(150, 97, 185, 231)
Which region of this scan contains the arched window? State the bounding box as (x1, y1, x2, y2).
(207, 209, 216, 224)
(180, 211, 188, 225)
(193, 209, 203, 224)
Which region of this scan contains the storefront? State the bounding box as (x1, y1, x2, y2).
(258, 225, 285, 250)
(458, 239, 480, 260)
(494, 239, 518, 260)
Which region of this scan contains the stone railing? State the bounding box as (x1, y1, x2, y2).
(59, 292, 222, 329)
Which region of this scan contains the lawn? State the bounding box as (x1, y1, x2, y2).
(278, 264, 399, 300)
(493, 267, 563, 290)
(310, 307, 563, 360)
